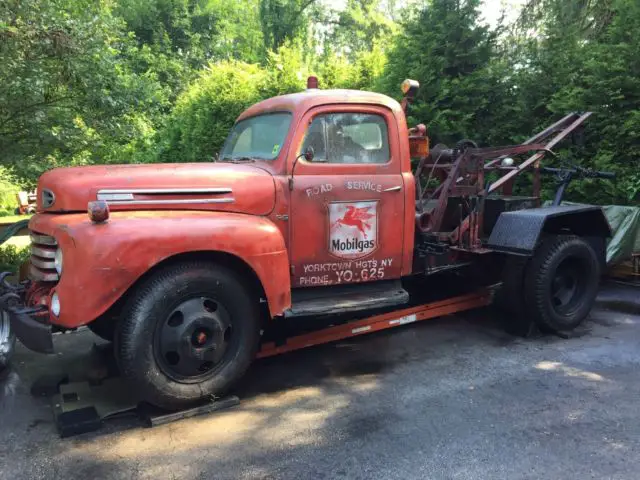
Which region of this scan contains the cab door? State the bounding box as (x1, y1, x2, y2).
(288, 105, 406, 288)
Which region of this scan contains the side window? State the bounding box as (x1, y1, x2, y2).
(301, 113, 390, 164)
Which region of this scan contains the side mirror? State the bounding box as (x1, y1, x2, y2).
(290, 145, 316, 189)
(400, 79, 420, 113)
(401, 79, 420, 97)
(303, 146, 314, 162)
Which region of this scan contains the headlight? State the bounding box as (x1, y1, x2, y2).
(54, 248, 63, 275)
(51, 293, 61, 317)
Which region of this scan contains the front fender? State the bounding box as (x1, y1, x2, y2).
(29, 211, 291, 328)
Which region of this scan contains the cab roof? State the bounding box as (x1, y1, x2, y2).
(237, 89, 403, 121)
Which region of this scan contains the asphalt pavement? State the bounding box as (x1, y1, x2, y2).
(1, 281, 639, 480)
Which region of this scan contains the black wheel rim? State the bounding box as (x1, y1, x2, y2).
(154, 296, 234, 382)
(550, 257, 587, 315)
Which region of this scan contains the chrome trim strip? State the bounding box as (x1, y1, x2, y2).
(98, 188, 233, 195)
(103, 198, 236, 206)
(31, 246, 57, 259)
(30, 233, 57, 246)
(30, 256, 56, 269)
(98, 193, 134, 201)
(29, 265, 59, 282)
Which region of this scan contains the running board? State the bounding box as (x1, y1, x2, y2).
(285, 280, 409, 318)
(260, 288, 494, 358)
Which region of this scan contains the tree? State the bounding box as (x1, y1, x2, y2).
(507, 0, 640, 204)
(259, 0, 316, 52)
(516, 0, 615, 40)
(319, 0, 397, 58)
(381, 0, 514, 146)
(0, 0, 162, 183)
(543, 0, 640, 203)
(156, 61, 269, 163)
(117, 0, 265, 104)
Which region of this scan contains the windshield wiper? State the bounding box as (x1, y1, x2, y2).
(218, 156, 271, 163)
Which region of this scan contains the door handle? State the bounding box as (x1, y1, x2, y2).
(383, 186, 402, 192)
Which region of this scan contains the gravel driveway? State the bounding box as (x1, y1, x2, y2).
(1, 282, 639, 479)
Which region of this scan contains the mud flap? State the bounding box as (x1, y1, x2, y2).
(494, 255, 537, 337)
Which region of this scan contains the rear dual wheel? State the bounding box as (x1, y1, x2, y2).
(500, 235, 601, 334)
(116, 262, 261, 410)
(524, 235, 600, 332)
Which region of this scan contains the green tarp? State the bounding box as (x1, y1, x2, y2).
(549, 202, 640, 266)
(601, 205, 640, 265)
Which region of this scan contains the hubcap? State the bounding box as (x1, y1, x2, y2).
(155, 297, 233, 381)
(551, 257, 586, 314)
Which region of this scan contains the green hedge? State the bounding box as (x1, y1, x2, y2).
(0, 244, 29, 273)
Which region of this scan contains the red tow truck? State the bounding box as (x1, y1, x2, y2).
(0, 78, 612, 409)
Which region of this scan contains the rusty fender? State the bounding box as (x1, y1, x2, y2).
(29, 211, 291, 328)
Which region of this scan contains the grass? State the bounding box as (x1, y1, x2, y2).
(0, 214, 32, 224)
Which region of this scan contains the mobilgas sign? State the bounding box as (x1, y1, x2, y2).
(328, 201, 378, 259)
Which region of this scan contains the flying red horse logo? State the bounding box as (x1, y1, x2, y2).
(332, 205, 376, 238)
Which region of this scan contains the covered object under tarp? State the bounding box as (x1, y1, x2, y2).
(551, 202, 640, 266)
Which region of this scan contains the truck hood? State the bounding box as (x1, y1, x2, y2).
(37, 163, 276, 216)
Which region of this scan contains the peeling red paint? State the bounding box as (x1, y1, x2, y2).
(29, 211, 290, 328)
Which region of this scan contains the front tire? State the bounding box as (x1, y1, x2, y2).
(524, 235, 601, 332)
(116, 261, 261, 410)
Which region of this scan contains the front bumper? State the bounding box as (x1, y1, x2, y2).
(0, 273, 53, 354)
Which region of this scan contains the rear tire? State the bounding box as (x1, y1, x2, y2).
(524, 235, 600, 332)
(115, 261, 261, 410)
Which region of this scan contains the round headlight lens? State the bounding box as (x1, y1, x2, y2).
(54, 248, 63, 275)
(51, 293, 61, 317)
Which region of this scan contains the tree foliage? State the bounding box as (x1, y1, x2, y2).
(383, 0, 500, 144)
(0, 0, 162, 184)
(510, 0, 640, 203)
(0, 0, 637, 206)
(259, 0, 315, 52)
(157, 61, 268, 163)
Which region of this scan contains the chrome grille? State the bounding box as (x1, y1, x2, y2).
(29, 232, 59, 282)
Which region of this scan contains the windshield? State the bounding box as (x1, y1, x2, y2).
(220, 112, 292, 161)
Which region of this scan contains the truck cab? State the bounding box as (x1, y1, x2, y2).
(3, 79, 611, 410)
(230, 88, 416, 289)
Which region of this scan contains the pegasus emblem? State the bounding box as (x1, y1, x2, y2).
(331, 205, 376, 238)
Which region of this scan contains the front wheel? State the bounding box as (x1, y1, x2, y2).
(524, 235, 601, 332)
(116, 261, 261, 410)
